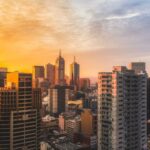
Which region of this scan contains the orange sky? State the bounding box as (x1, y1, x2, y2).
(1, 0, 150, 78)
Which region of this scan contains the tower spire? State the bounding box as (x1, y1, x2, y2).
(59, 49, 61, 57)
(74, 56, 76, 63)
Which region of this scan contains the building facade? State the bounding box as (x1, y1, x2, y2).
(0, 67, 7, 87)
(65, 116, 81, 141)
(0, 72, 41, 150)
(70, 57, 80, 90)
(81, 109, 97, 137)
(46, 63, 55, 86)
(49, 85, 72, 116)
(32, 66, 45, 79)
(79, 78, 90, 91)
(98, 65, 147, 150)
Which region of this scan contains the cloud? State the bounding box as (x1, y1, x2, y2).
(1, 0, 150, 75)
(105, 12, 141, 20)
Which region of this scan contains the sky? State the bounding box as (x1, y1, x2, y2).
(0, 0, 150, 79)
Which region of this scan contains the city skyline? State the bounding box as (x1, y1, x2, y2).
(0, 0, 150, 77)
(1, 1, 150, 150)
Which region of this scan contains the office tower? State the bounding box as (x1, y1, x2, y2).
(49, 85, 73, 116)
(98, 65, 147, 150)
(81, 109, 97, 137)
(32, 88, 42, 109)
(46, 63, 55, 85)
(33, 65, 45, 79)
(55, 51, 65, 85)
(70, 57, 80, 90)
(79, 78, 90, 91)
(0, 72, 41, 150)
(128, 62, 146, 74)
(0, 67, 7, 87)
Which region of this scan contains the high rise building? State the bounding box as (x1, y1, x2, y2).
(32, 66, 45, 79)
(128, 62, 146, 74)
(0, 67, 7, 87)
(79, 78, 90, 91)
(55, 51, 65, 85)
(70, 57, 80, 90)
(0, 72, 41, 150)
(98, 65, 147, 150)
(49, 85, 73, 116)
(46, 63, 55, 85)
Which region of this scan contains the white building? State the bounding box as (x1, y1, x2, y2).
(98, 64, 147, 150)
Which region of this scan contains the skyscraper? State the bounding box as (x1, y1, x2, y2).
(46, 63, 55, 85)
(49, 85, 73, 116)
(32, 66, 45, 79)
(70, 57, 80, 90)
(55, 51, 65, 85)
(0, 67, 7, 87)
(0, 72, 41, 150)
(98, 65, 147, 150)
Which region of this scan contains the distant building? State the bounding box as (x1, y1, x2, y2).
(128, 62, 146, 74)
(65, 75, 70, 85)
(79, 78, 90, 91)
(59, 112, 76, 131)
(36, 78, 50, 91)
(55, 51, 65, 85)
(83, 99, 97, 110)
(33, 65, 45, 79)
(70, 57, 80, 90)
(46, 63, 55, 85)
(65, 116, 81, 141)
(32, 88, 42, 109)
(81, 109, 97, 137)
(67, 100, 83, 112)
(0, 72, 41, 150)
(98, 65, 147, 150)
(42, 115, 58, 131)
(80, 109, 97, 149)
(49, 85, 73, 116)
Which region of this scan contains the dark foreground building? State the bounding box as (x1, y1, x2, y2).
(0, 72, 41, 150)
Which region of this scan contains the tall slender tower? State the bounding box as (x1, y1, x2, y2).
(55, 50, 65, 85)
(46, 63, 55, 85)
(0, 72, 41, 150)
(98, 65, 147, 150)
(70, 56, 80, 90)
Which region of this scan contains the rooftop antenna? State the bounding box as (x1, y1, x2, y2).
(74, 56, 76, 63)
(59, 49, 61, 57)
